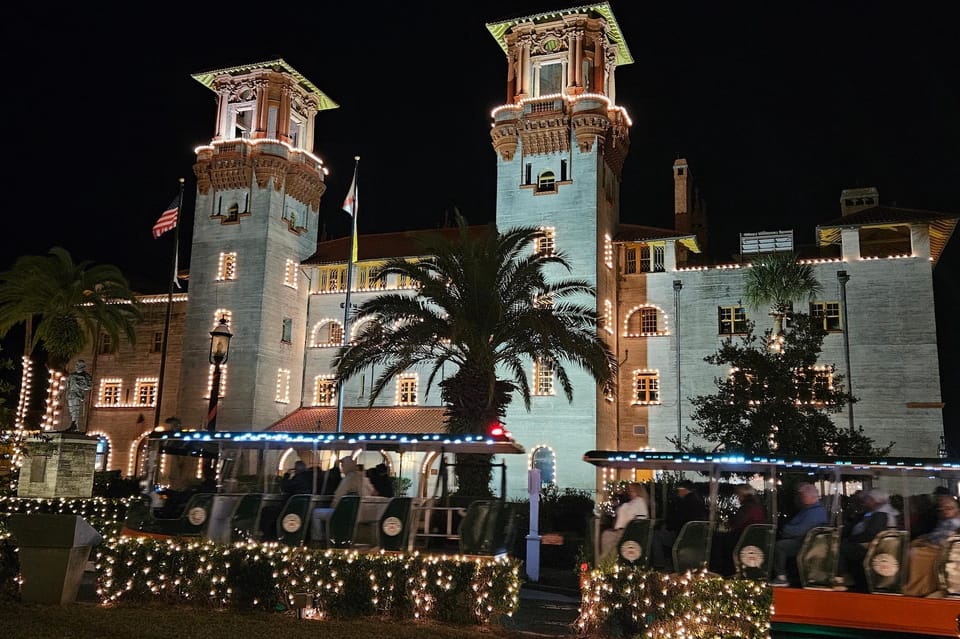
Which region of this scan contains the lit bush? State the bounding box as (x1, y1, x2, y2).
(578, 565, 772, 638)
(98, 537, 521, 625)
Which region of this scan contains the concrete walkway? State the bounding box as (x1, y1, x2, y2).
(503, 585, 581, 636)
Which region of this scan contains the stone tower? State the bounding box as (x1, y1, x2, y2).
(177, 59, 337, 430)
(486, 3, 631, 490)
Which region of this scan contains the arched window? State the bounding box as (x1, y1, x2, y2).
(531, 446, 556, 485)
(311, 320, 344, 347)
(625, 306, 664, 336)
(537, 170, 556, 192)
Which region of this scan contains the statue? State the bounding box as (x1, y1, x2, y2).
(63, 359, 93, 433)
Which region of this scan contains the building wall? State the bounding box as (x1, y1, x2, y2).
(75, 295, 187, 475)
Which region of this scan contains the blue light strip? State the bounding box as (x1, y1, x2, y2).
(154, 430, 519, 450)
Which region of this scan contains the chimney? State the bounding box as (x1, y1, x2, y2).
(840, 187, 879, 216)
(674, 159, 692, 234)
(674, 158, 709, 253)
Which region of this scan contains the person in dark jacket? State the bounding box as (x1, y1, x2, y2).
(281, 460, 314, 495)
(652, 479, 708, 570)
(835, 487, 900, 591)
(367, 463, 394, 497)
(710, 484, 767, 575)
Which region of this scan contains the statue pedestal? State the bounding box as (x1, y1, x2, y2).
(17, 433, 98, 499)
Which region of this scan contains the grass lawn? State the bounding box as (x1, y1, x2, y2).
(0, 603, 531, 639)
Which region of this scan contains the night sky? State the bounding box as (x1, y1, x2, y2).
(3, 2, 958, 446)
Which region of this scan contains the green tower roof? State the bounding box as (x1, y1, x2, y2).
(486, 2, 633, 66)
(192, 58, 339, 111)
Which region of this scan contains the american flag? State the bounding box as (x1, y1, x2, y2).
(152, 197, 179, 239)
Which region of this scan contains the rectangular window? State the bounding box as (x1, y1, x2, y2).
(640, 245, 651, 273)
(537, 60, 564, 96)
(275, 369, 291, 403)
(810, 301, 842, 331)
(98, 334, 112, 355)
(632, 371, 660, 404)
(718, 306, 748, 335)
(151, 331, 163, 354)
(99, 380, 121, 406)
(281, 318, 293, 344)
(536, 227, 556, 256)
(135, 379, 158, 407)
(625, 247, 637, 274)
(795, 366, 834, 405)
(217, 252, 237, 281)
(326, 322, 344, 345)
(534, 358, 554, 396)
(812, 367, 833, 397)
(397, 375, 418, 406)
(320, 267, 346, 292)
(641, 307, 658, 333)
(653, 245, 665, 272)
(284, 259, 299, 289)
(315, 376, 337, 406)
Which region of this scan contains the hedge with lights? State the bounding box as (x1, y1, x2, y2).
(577, 565, 772, 638)
(0, 496, 134, 537)
(98, 537, 521, 624)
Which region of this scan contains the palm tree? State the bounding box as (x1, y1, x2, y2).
(334, 215, 616, 495)
(0, 247, 141, 432)
(742, 251, 822, 339)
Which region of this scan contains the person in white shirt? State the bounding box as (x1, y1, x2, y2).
(311, 457, 375, 543)
(600, 482, 650, 561)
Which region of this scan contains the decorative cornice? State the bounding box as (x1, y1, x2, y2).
(253, 155, 287, 191)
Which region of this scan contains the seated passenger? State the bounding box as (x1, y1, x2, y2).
(835, 487, 900, 591)
(367, 462, 394, 498)
(903, 495, 960, 597)
(710, 484, 767, 576)
(771, 482, 829, 586)
(310, 457, 375, 543)
(651, 480, 707, 571)
(281, 460, 313, 495)
(600, 482, 650, 562)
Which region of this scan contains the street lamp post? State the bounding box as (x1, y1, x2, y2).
(837, 271, 854, 431)
(207, 317, 233, 433)
(673, 279, 683, 446)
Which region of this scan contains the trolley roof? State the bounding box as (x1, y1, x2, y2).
(150, 430, 525, 456)
(583, 450, 960, 479)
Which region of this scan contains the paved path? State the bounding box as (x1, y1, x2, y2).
(504, 585, 580, 636)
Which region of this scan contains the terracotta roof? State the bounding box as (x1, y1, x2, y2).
(614, 224, 701, 253)
(816, 205, 958, 265)
(303, 225, 492, 265)
(266, 407, 448, 433)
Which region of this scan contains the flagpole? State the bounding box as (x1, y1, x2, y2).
(154, 178, 185, 429)
(335, 156, 360, 434)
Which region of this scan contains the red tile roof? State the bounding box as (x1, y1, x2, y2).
(267, 407, 448, 433)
